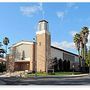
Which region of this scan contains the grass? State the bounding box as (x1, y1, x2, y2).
(26, 72, 47, 77)
(25, 72, 82, 77)
(55, 72, 81, 75)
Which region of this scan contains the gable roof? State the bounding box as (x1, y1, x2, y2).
(9, 40, 34, 48)
(51, 46, 78, 57)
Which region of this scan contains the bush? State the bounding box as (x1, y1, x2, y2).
(0, 63, 6, 72)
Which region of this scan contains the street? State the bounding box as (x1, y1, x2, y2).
(0, 75, 90, 85)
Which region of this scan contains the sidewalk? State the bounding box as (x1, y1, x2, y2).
(0, 71, 25, 77)
(0, 72, 89, 78)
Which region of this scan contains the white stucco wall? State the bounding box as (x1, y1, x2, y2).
(14, 44, 31, 61)
(51, 47, 63, 60)
(10, 42, 34, 62)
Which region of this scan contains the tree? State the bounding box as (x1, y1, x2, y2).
(48, 57, 57, 72)
(0, 42, 5, 58)
(73, 33, 81, 55)
(6, 54, 14, 72)
(67, 60, 70, 71)
(80, 27, 89, 63)
(63, 60, 67, 71)
(73, 27, 89, 68)
(3, 37, 9, 54)
(73, 33, 81, 67)
(0, 42, 6, 72)
(86, 49, 90, 67)
(58, 58, 63, 71)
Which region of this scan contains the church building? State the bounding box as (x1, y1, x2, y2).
(8, 20, 79, 72)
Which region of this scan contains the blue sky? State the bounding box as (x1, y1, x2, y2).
(0, 2, 90, 54)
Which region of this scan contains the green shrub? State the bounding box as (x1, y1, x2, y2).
(0, 63, 6, 72)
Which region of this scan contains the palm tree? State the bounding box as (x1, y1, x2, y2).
(73, 33, 81, 55)
(3, 37, 9, 55)
(73, 33, 81, 68)
(80, 27, 89, 60)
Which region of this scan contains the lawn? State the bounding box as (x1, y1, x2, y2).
(26, 72, 82, 77)
(54, 72, 81, 75)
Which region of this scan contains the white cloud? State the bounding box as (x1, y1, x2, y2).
(52, 41, 75, 50)
(39, 3, 45, 19)
(70, 31, 78, 37)
(39, 3, 43, 11)
(66, 3, 79, 9)
(56, 11, 65, 21)
(20, 3, 44, 17)
(66, 3, 75, 8)
(56, 3, 79, 21)
(74, 6, 79, 9)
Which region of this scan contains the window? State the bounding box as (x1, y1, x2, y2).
(39, 42, 41, 46)
(21, 50, 25, 60)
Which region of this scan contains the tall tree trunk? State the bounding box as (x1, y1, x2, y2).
(84, 44, 86, 60)
(83, 44, 86, 67)
(80, 43, 84, 67)
(81, 43, 84, 59)
(78, 49, 81, 69)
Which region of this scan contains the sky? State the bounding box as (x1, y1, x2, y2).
(0, 2, 90, 54)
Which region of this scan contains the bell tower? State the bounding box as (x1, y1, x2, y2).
(36, 20, 51, 72)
